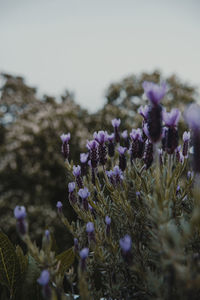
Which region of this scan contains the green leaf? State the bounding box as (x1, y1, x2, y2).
(15, 245, 28, 275)
(0, 231, 21, 299)
(17, 255, 43, 300)
(56, 247, 75, 278)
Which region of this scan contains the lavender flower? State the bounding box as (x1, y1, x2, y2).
(14, 206, 27, 235)
(94, 131, 108, 166)
(112, 118, 121, 143)
(129, 129, 144, 160)
(45, 230, 50, 241)
(119, 234, 132, 263)
(163, 108, 181, 127)
(107, 133, 115, 157)
(121, 130, 130, 148)
(118, 146, 127, 171)
(80, 153, 89, 176)
(143, 81, 166, 105)
(37, 270, 51, 299)
(185, 104, 200, 172)
(182, 131, 190, 157)
(87, 140, 99, 169)
(78, 187, 90, 210)
(73, 165, 83, 188)
(68, 182, 77, 204)
(113, 166, 124, 184)
(68, 182, 76, 193)
(86, 222, 95, 243)
(138, 105, 149, 121)
(56, 201, 63, 213)
(60, 133, 71, 159)
(79, 248, 89, 271)
(14, 206, 26, 220)
(143, 81, 166, 142)
(163, 109, 180, 154)
(119, 234, 132, 253)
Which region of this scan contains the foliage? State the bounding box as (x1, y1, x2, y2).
(1, 71, 200, 299)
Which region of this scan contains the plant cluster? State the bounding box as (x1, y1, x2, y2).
(1, 74, 200, 300)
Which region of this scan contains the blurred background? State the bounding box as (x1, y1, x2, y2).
(0, 0, 200, 250)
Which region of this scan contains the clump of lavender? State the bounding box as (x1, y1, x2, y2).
(143, 81, 166, 143)
(14, 206, 27, 235)
(60, 133, 71, 159)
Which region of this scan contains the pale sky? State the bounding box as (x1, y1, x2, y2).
(0, 0, 200, 111)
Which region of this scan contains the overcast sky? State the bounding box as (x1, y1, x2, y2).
(0, 0, 200, 111)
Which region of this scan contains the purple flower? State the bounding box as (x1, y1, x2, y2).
(14, 206, 26, 220)
(119, 234, 132, 253)
(87, 140, 99, 151)
(14, 206, 27, 235)
(136, 191, 141, 197)
(111, 118, 121, 128)
(183, 131, 190, 142)
(56, 201, 63, 213)
(37, 270, 51, 299)
(87, 140, 99, 169)
(45, 230, 50, 240)
(143, 81, 166, 105)
(60, 133, 71, 143)
(73, 165, 81, 177)
(93, 131, 108, 144)
(80, 248, 89, 260)
(121, 130, 128, 139)
(130, 128, 142, 141)
(86, 222, 94, 233)
(107, 133, 115, 142)
(78, 187, 90, 199)
(117, 146, 127, 155)
(163, 109, 181, 127)
(105, 216, 111, 225)
(80, 153, 89, 163)
(68, 182, 76, 193)
(138, 105, 149, 120)
(113, 166, 124, 181)
(185, 104, 200, 130)
(37, 270, 50, 286)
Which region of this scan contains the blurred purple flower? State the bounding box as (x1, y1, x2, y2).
(86, 222, 94, 233)
(121, 130, 128, 139)
(80, 153, 89, 163)
(93, 131, 108, 144)
(111, 118, 121, 128)
(117, 146, 127, 155)
(68, 182, 76, 193)
(73, 165, 81, 177)
(60, 133, 71, 143)
(14, 206, 26, 220)
(185, 104, 200, 130)
(37, 270, 50, 286)
(78, 187, 90, 199)
(143, 81, 166, 105)
(163, 109, 181, 127)
(119, 234, 132, 253)
(105, 216, 111, 225)
(138, 105, 149, 120)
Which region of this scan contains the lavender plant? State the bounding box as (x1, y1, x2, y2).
(2, 81, 200, 300)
